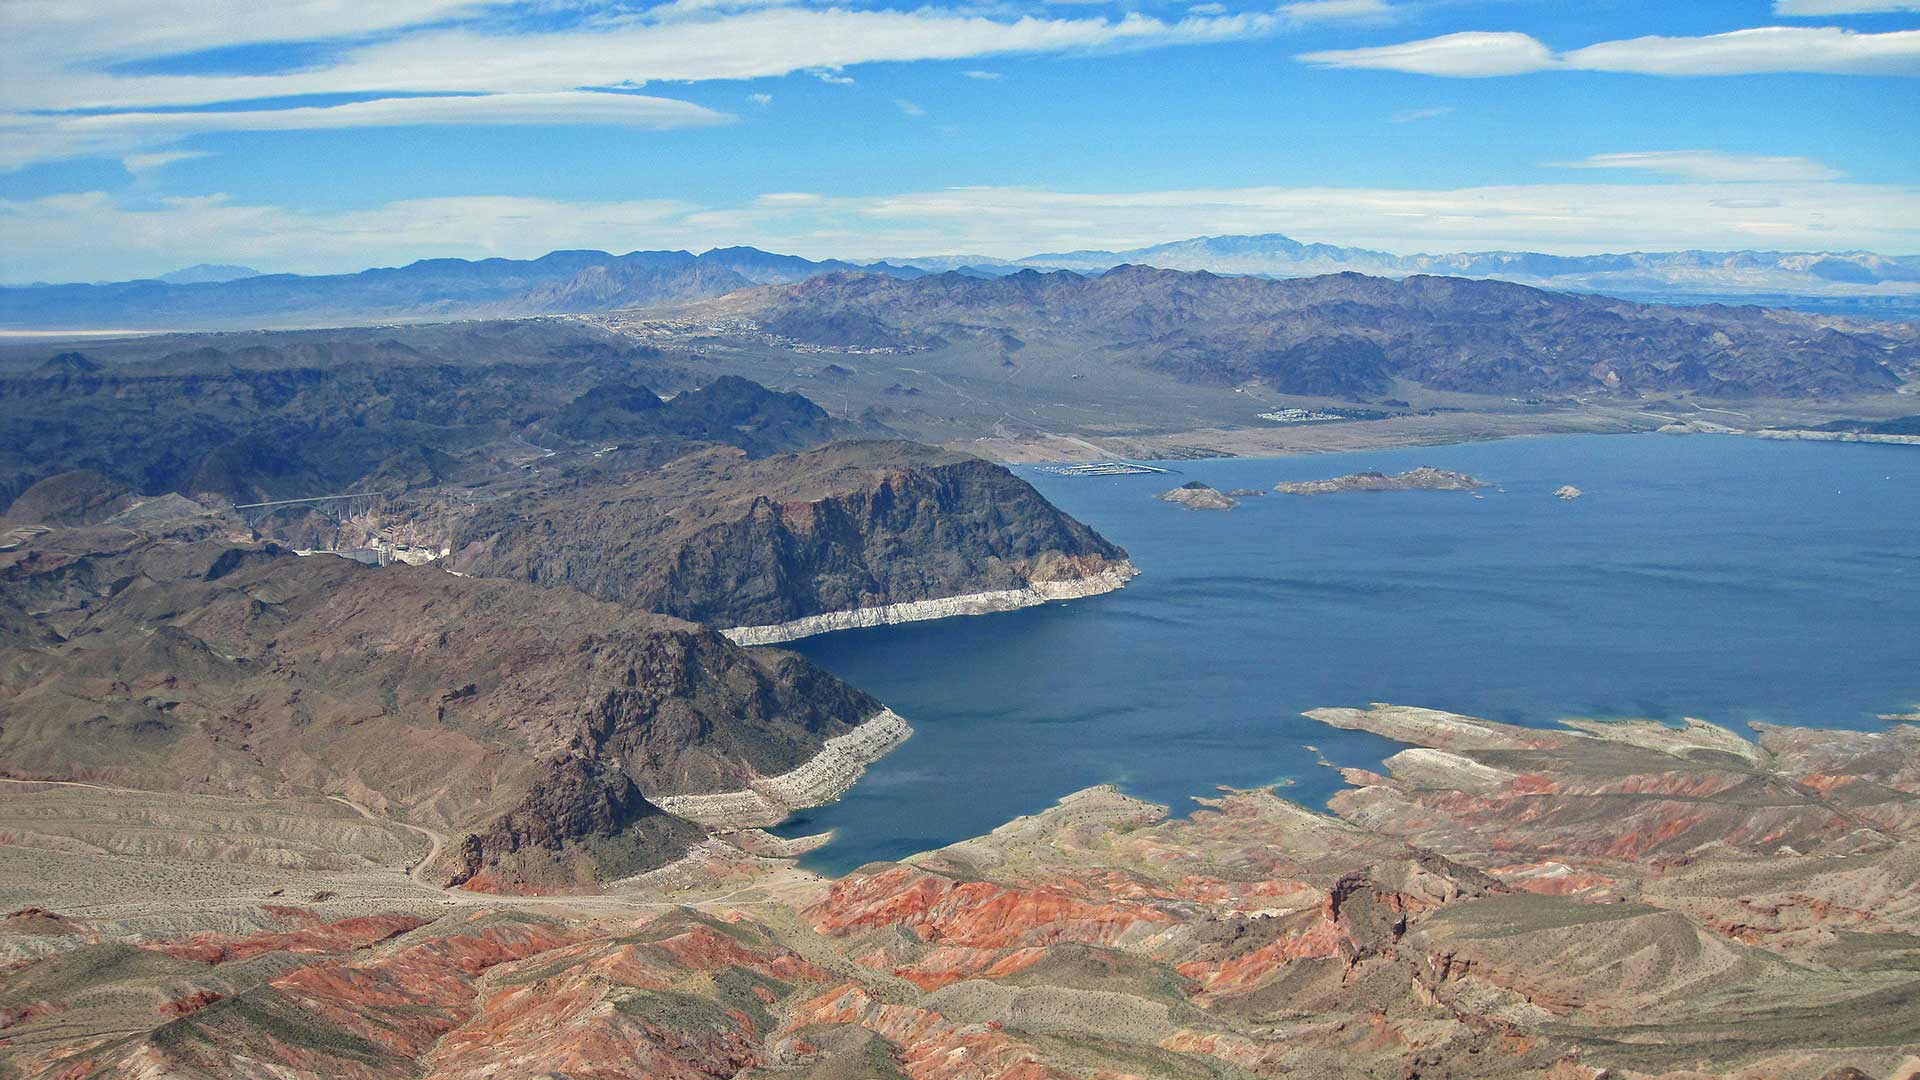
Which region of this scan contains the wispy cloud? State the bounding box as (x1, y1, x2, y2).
(1281, 0, 1395, 22)
(1301, 31, 1551, 76)
(122, 149, 210, 173)
(6, 6, 1291, 113)
(962, 69, 1004, 79)
(1553, 150, 1843, 183)
(895, 98, 927, 116)
(1300, 26, 1920, 77)
(10, 178, 1916, 281)
(1775, 1, 1920, 13)
(1390, 106, 1452, 123)
(1, 92, 733, 171)
(0, 0, 1317, 168)
(749, 92, 774, 105)
(0, 0, 493, 64)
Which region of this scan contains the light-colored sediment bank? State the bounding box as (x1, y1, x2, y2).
(721, 561, 1139, 646)
(655, 708, 912, 828)
(1753, 430, 1920, 446)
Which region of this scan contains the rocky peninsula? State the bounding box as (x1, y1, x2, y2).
(444, 441, 1136, 635)
(1274, 465, 1489, 494)
(654, 708, 913, 827)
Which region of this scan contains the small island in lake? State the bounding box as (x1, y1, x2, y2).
(1555, 484, 1584, 500)
(1274, 466, 1489, 495)
(1158, 481, 1238, 510)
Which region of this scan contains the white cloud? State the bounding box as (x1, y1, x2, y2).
(1, 92, 733, 171)
(1554, 150, 1844, 183)
(1390, 105, 1451, 123)
(1564, 27, 1920, 75)
(9, 178, 1917, 282)
(1300, 31, 1552, 76)
(0, 0, 492, 63)
(122, 150, 210, 173)
(1280, 0, 1394, 21)
(748, 92, 774, 105)
(0, 0, 1296, 166)
(1775, 0, 1920, 13)
(962, 69, 1005, 79)
(7, 7, 1291, 113)
(895, 98, 927, 116)
(1300, 26, 1920, 77)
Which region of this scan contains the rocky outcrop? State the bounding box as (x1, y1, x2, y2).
(721, 562, 1137, 645)
(450, 757, 707, 890)
(655, 708, 912, 827)
(1554, 484, 1584, 499)
(1274, 466, 1488, 495)
(447, 441, 1136, 634)
(1156, 481, 1236, 511)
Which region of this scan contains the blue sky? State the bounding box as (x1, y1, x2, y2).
(2, 0, 1917, 281)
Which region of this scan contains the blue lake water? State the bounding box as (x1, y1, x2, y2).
(774, 434, 1920, 873)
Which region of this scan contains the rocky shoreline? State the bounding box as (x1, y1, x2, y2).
(654, 708, 913, 828)
(720, 560, 1139, 646)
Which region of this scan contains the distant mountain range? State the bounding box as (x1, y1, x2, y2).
(0, 249, 930, 331)
(895, 234, 1920, 310)
(5, 234, 1919, 332)
(155, 263, 263, 285)
(689, 264, 1919, 399)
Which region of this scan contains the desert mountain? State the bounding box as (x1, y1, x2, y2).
(0, 248, 921, 331)
(155, 264, 264, 285)
(909, 232, 1920, 310)
(11, 236, 1920, 334)
(0, 327, 876, 508)
(433, 440, 1134, 635)
(0, 525, 890, 890)
(696, 266, 1917, 398)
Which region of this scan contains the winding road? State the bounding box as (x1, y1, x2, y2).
(325, 795, 449, 889)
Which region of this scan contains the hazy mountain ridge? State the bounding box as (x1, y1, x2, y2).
(0, 325, 870, 508)
(694, 265, 1918, 399)
(9, 235, 1920, 332)
(156, 264, 264, 285)
(916, 232, 1920, 306)
(0, 248, 927, 331)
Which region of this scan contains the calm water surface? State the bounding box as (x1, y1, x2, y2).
(775, 434, 1920, 872)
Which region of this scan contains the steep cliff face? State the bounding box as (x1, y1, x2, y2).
(446, 441, 1135, 637)
(0, 527, 888, 888)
